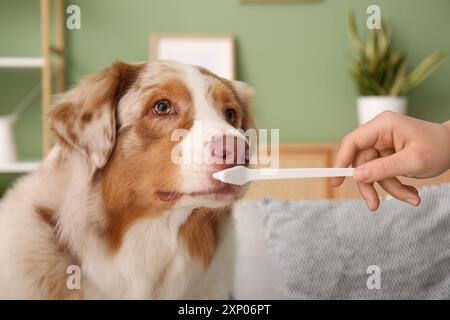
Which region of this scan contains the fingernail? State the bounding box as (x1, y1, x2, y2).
(366, 199, 373, 211)
(354, 167, 370, 182)
(330, 178, 339, 187)
(406, 198, 419, 206)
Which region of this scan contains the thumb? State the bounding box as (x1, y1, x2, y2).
(354, 151, 410, 183)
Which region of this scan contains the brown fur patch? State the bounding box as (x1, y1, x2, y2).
(179, 207, 231, 268)
(113, 61, 146, 105)
(31, 206, 82, 299)
(99, 137, 180, 252)
(81, 112, 93, 124)
(198, 66, 254, 131)
(48, 61, 146, 164)
(198, 66, 222, 81)
(141, 78, 193, 117)
(35, 206, 57, 229)
(212, 84, 242, 127)
(22, 245, 82, 299)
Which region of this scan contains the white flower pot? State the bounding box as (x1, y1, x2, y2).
(0, 115, 18, 163)
(357, 96, 408, 125)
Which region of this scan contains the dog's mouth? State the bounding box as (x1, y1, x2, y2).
(156, 184, 242, 202)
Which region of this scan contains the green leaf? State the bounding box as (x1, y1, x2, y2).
(376, 23, 391, 59)
(346, 68, 367, 95)
(360, 70, 387, 95)
(387, 51, 403, 69)
(366, 31, 377, 72)
(403, 51, 448, 94)
(347, 56, 360, 69)
(375, 59, 388, 87)
(348, 12, 364, 55)
(385, 52, 405, 92)
(389, 58, 407, 96)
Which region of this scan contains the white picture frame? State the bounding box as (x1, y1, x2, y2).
(150, 33, 236, 80)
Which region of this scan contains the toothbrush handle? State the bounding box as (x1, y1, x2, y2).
(248, 168, 355, 181)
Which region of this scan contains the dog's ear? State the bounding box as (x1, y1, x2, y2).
(49, 61, 144, 168)
(230, 80, 255, 131)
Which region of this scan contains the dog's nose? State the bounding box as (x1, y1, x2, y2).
(213, 135, 250, 167)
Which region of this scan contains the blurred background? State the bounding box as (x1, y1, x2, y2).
(0, 0, 449, 196)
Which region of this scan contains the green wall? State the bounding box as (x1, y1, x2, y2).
(1, 0, 450, 193)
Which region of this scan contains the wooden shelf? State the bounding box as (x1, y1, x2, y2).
(0, 57, 44, 68)
(0, 161, 41, 173)
(0, 0, 65, 166)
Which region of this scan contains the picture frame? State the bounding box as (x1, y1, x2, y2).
(150, 33, 236, 80)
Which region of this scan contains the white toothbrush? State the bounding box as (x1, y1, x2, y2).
(212, 166, 354, 186)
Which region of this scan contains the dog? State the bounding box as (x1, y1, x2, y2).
(0, 60, 254, 299)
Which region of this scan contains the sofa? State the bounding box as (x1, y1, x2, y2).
(233, 183, 450, 299)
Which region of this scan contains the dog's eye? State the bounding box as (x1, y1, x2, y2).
(153, 100, 172, 115)
(224, 108, 236, 124)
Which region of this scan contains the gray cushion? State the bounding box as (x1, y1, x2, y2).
(260, 184, 450, 299)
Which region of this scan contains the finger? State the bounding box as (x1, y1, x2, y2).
(331, 134, 368, 187)
(353, 148, 380, 211)
(330, 175, 346, 187)
(405, 185, 422, 206)
(357, 181, 380, 211)
(353, 150, 413, 183)
(378, 178, 421, 206)
(332, 118, 392, 187)
(335, 116, 392, 167)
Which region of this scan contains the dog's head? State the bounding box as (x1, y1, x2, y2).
(49, 61, 254, 214)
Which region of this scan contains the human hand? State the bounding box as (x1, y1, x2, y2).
(331, 111, 450, 211)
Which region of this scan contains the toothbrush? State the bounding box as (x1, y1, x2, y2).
(212, 166, 354, 186)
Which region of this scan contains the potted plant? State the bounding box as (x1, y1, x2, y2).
(347, 12, 447, 125)
(0, 115, 17, 163)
